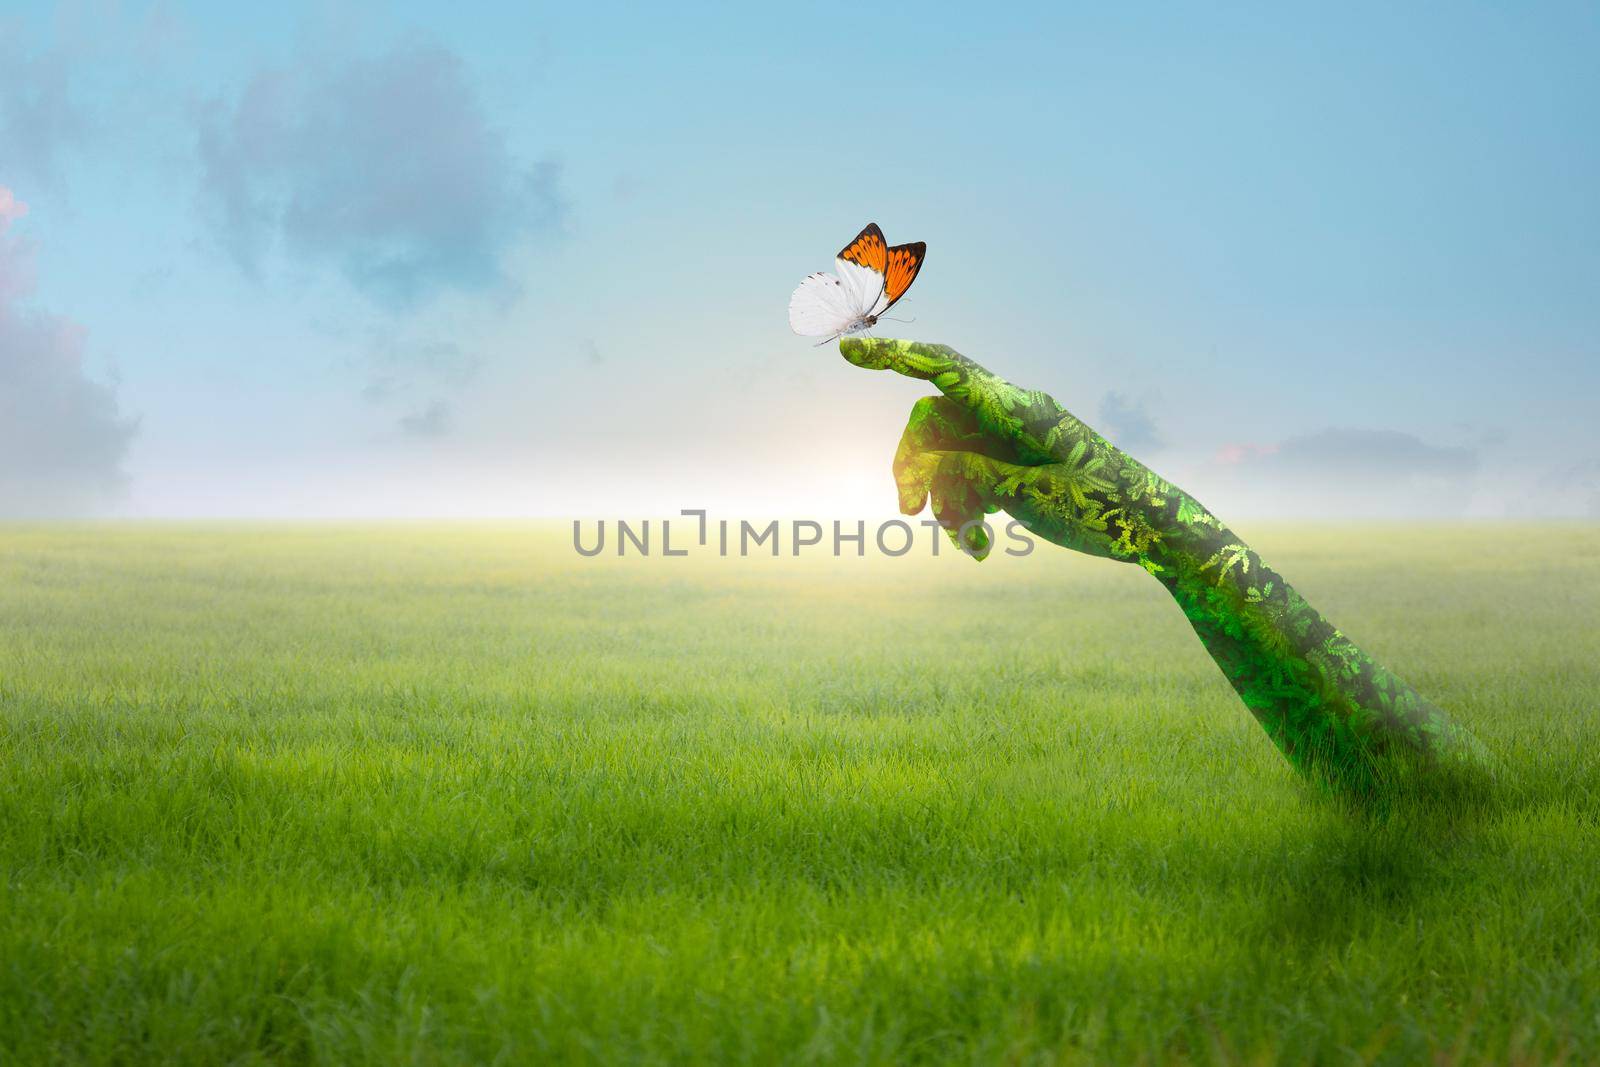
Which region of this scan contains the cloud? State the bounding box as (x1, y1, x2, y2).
(0, 189, 138, 516)
(364, 336, 481, 393)
(0, 187, 26, 226)
(358, 334, 481, 441)
(1520, 458, 1600, 519)
(196, 42, 563, 308)
(1203, 427, 1478, 518)
(1097, 391, 1164, 451)
(398, 400, 452, 439)
(0, 41, 86, 191)
(1452, 421, 1509, 448)
(1215, 442, 1277, 465)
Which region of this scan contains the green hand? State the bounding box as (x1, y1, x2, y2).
(842, 337, 1492, 793)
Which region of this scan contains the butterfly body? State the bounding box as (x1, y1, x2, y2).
(789, 223, 925, 344)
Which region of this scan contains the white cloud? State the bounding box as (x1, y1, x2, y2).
(0, 188, 138, 516)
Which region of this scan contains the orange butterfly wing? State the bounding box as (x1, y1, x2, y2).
(882, 241, 925, 310)
(837, 223, 888, 274)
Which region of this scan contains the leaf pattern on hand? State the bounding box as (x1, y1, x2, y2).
(852, 336, 1492, 793)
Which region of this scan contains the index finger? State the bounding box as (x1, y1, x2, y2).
(838, 337, 965, 380)
(839, 337, 1041, 451)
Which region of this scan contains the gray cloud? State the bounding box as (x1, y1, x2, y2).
(0, 42, 86, 191)
(1523, 458, 1600, 519)
(1097, 391, 1164, 451)
(359, 335, 481, 442)
(382, 336, 480, 386)
(361, 336, 481, 399)
(197, 42, 563, 308)
(1207, 428, 1478, 518)
(0, 196, 138, 516)
(398, 400, 452, 439)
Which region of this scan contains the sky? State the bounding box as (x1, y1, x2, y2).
(1, 1, 1597, 520)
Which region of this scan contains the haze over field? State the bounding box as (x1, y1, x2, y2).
(2, 2, 1597, 520)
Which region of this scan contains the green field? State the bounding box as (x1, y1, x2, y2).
(2, 523, 1598, 1064)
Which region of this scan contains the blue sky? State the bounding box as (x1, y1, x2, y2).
(2, 1, 1597, 518)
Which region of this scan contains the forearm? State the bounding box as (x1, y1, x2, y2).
(1139, 505, 1489, 782)
(844, 338, 1489, 786)
(1002, 401, 1486, 782)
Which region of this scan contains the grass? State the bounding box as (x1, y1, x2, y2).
(1, 521, 1598, 1065)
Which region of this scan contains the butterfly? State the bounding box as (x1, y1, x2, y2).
(788, 223, 926, 344)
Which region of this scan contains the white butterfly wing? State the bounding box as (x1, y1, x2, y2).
(835, 257, 886, 319)
(788, 272, 860, 337)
